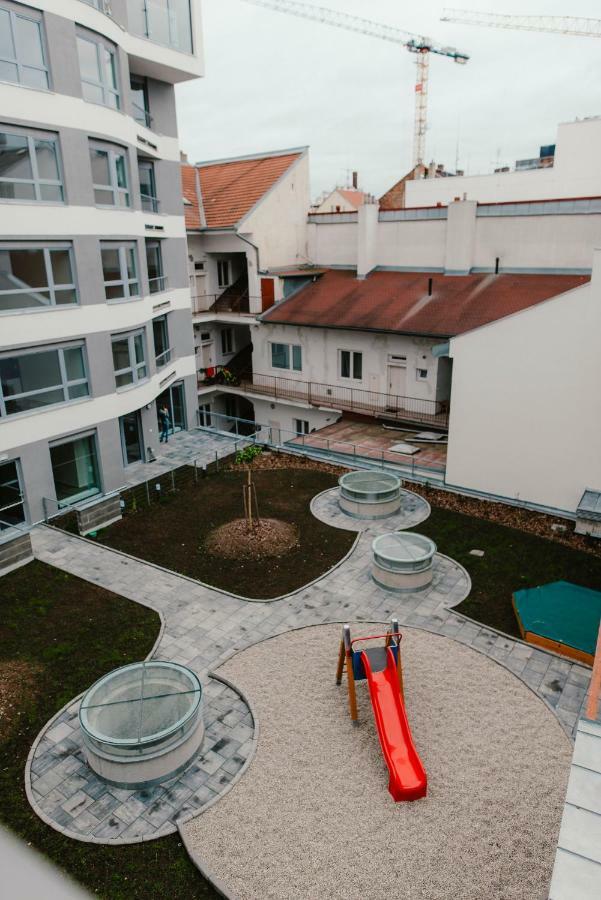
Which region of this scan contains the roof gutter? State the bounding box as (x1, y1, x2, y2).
(237, 231, 263, 275)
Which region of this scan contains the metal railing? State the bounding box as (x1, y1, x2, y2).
(148, 275, 168, 294)
(586, 624, 601, 722)
(238, 372, 449, 428)
(141, 193, 160, 213)
(155, 347, 173, 368)
(197, 411, 446, 482)
(191, 293, 258, 316)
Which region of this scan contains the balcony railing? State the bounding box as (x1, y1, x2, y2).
(141, 193, 160, 213)
(191, 293, 257, 316)
(133, 102, 153, 129)
(149, 275, 168, 294)
(238, 372, 450, 428)
(155, 347, 173, 369)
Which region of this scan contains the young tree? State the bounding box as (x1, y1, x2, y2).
(235, 445, 263, 531)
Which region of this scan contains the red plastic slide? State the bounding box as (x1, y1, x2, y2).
(361, 648, 427, 802)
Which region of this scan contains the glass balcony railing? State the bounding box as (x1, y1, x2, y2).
(148, 275, 167, 294)
(141, 193, 160, 213)
(127, 0, 193, 54)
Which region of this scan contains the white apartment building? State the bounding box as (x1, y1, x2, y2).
(188, 118, 601, 517)
(0, 0, 203, 529)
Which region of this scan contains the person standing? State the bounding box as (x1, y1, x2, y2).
(159, 404, 171, 443)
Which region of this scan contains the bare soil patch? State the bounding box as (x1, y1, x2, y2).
(0, 660, 40, 741)
(205, 518, 299, 560)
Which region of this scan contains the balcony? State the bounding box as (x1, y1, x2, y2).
(155, 347, 173, 368)
(238, 372, 450, 429)
(149, 275, 168, 294)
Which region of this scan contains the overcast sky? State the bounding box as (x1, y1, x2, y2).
(176, 0, 601, 199)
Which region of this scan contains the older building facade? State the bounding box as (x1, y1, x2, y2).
(0, 0, 203, 527)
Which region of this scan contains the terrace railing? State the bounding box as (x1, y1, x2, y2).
(238, 372, 450, 429)
(191, 293, 257, 316)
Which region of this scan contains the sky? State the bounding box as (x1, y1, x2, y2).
(176, 0, 601, 200)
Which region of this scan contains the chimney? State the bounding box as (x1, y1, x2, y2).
(428, 161, 437, 179)
(428, 277, 433, 296)
(495, 257, 500, 275)
(180, 150, 188, 163)
(352, 171, 358, 190)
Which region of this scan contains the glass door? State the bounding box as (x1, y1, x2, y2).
(119, 411, 144, 465)
(50, 434, 100, 505)
(156, 383, 186, 436)
(0, 460, 25, 530)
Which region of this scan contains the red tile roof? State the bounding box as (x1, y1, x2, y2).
(181, 150, 303, 231)
(181, 163, 202, 230)
(337, 189, 365, 209)
(262, 269, 589, 337)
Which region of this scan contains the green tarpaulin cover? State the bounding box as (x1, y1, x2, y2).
(514, 581, 601, 655)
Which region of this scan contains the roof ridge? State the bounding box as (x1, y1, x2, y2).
(195, 147, 307, 168)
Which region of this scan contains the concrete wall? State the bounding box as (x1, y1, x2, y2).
(445, 256, 601, 514)
(404, 119, 601, 208)
(251, 322, 446, 403)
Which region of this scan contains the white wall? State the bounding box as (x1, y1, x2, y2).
(241, 154, 311, 271)
(308, 221, 357, 268)
(445, 262, 601, 513)
(377, 220, 446, 270)
(251, 322, 446, 402)
(405, 119, 601, 208)
(251, 398, 339, 438)
(473, 215, 601, 273)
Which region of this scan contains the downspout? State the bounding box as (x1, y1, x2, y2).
(237, 231, 262, 274)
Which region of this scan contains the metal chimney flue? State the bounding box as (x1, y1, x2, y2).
(428, 277, 433, 296)
(495, 257, 500, 275)
(352, 171, 358, 189)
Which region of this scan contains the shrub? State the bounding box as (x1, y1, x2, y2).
(235, 445, 263, 466)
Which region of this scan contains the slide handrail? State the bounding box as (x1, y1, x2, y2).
(585, 622, 601, 722)
(350, 633, 402, 648)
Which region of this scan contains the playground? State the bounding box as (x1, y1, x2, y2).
(184, 624, 572, 900)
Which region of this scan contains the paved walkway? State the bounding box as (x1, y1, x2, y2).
(124, 429, 244, 487)
(26, 479, 592, 847)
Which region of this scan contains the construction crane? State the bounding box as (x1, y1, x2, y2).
(441, 10, 601, 39)
(238, 0, 469, 167)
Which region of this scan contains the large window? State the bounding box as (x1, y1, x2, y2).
(130, 75, 152, 128)
(217, 260, 230, 288)
(271, 342, 302, 372)
(128, 0, 193, 53)
(153, 315, 171, 368)
(50, 433, 100, 505)
(0, 460, 25, 530)
(0, 344, 89, 417)
(101, 243, 139, 301)
(0, 128, 63, 202)
(90, 142, 130, 207)
(221, 328, 233, 355)
(112, 330, 147, 389)
(138, 159, 158, 212)
(145, 240, 165, 293)
(340, 350, 362, 381)
(0, 5, 48, 90)
(76, 33, 120, 109)
(0, 244, 77, 312)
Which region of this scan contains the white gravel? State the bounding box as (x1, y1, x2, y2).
(184, 624, 572, 900)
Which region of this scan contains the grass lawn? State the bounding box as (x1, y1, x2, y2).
(94, 467, 355, 599)
(424, 507, 601, 637)
(0, 560, 218, 900)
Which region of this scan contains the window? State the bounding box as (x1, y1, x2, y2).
(0, 460, 25, 530)
(217, 260, 230, 288)
(198, 403, 212, 427)
(271, 342, 302, 372)
(0, 244, 77, 312)
(153, 315, 171, 368)
(294, 419, 310, 435)
(0, 343, 89, 417)
(340, 350, 362, 381)
(221, 328, 233, 355)
(76, 34, 120, 108)
(145, 239, 165, 293)
(194, 261, 205, 272)
(0, 5, 48, 90)
(0, 128, 63, 202)
(130, 75, 151, 127)
(101, 243, 139, 301)
(90, 142, 130, 207)
(81, 0, 106, 8)
(138, 159, 158, 212)
(112, 330, 147, 389)
(128, 0, 193, 53)
(50, 433, 100, 505)
(417, 368, 428, 380)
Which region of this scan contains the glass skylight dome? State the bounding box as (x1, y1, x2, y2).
(338, 470, 402, 519)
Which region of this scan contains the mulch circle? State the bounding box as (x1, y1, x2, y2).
(205, 517, 300, 560)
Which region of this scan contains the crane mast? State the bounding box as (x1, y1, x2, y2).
(441, 9, 601, 38)
(239, 0, 469, 167)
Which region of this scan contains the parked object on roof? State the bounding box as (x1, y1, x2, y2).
(575, 489, 601, 538)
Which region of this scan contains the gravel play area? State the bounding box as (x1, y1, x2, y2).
(184, 624, 572, 900)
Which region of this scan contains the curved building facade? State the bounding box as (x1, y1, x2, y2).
(0, 0, 203, 526)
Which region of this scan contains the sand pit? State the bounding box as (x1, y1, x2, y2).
(183, 624, 572, 900)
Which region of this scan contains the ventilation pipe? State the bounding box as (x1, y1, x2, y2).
(352, 171, 358, 189)
(495, 257, 500, 275)
(428, 277, 433, 296)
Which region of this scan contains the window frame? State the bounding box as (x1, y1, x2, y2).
(101, 241, 140, 302)
(111, 329, 148, 390)
(416, 368, 428, 380)
(49, 430, 101, 507)
(153, 314, 171, 368)
(0, 341, 90, 418)
(130, 74, 152, 128)
(270, 341, 302, 372)
(0, 4, 49, 91)
(0, 242, 78, 314)
(0, 126, 64, 204)
(145, 238, 166, 293)
(221, 327, 234, 356)
(339, 349, 363, 382)
(138, 158, 158, 212)
(294, 419, 310, 435)
(76, 31, 120, 109)
(131, 0, 194, 54)
(89, 141, 130, 208)
(217, 259, 230, 288)
(0, 458, 26, 530)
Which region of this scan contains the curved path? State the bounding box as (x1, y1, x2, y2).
(27, 481, 590, 847)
